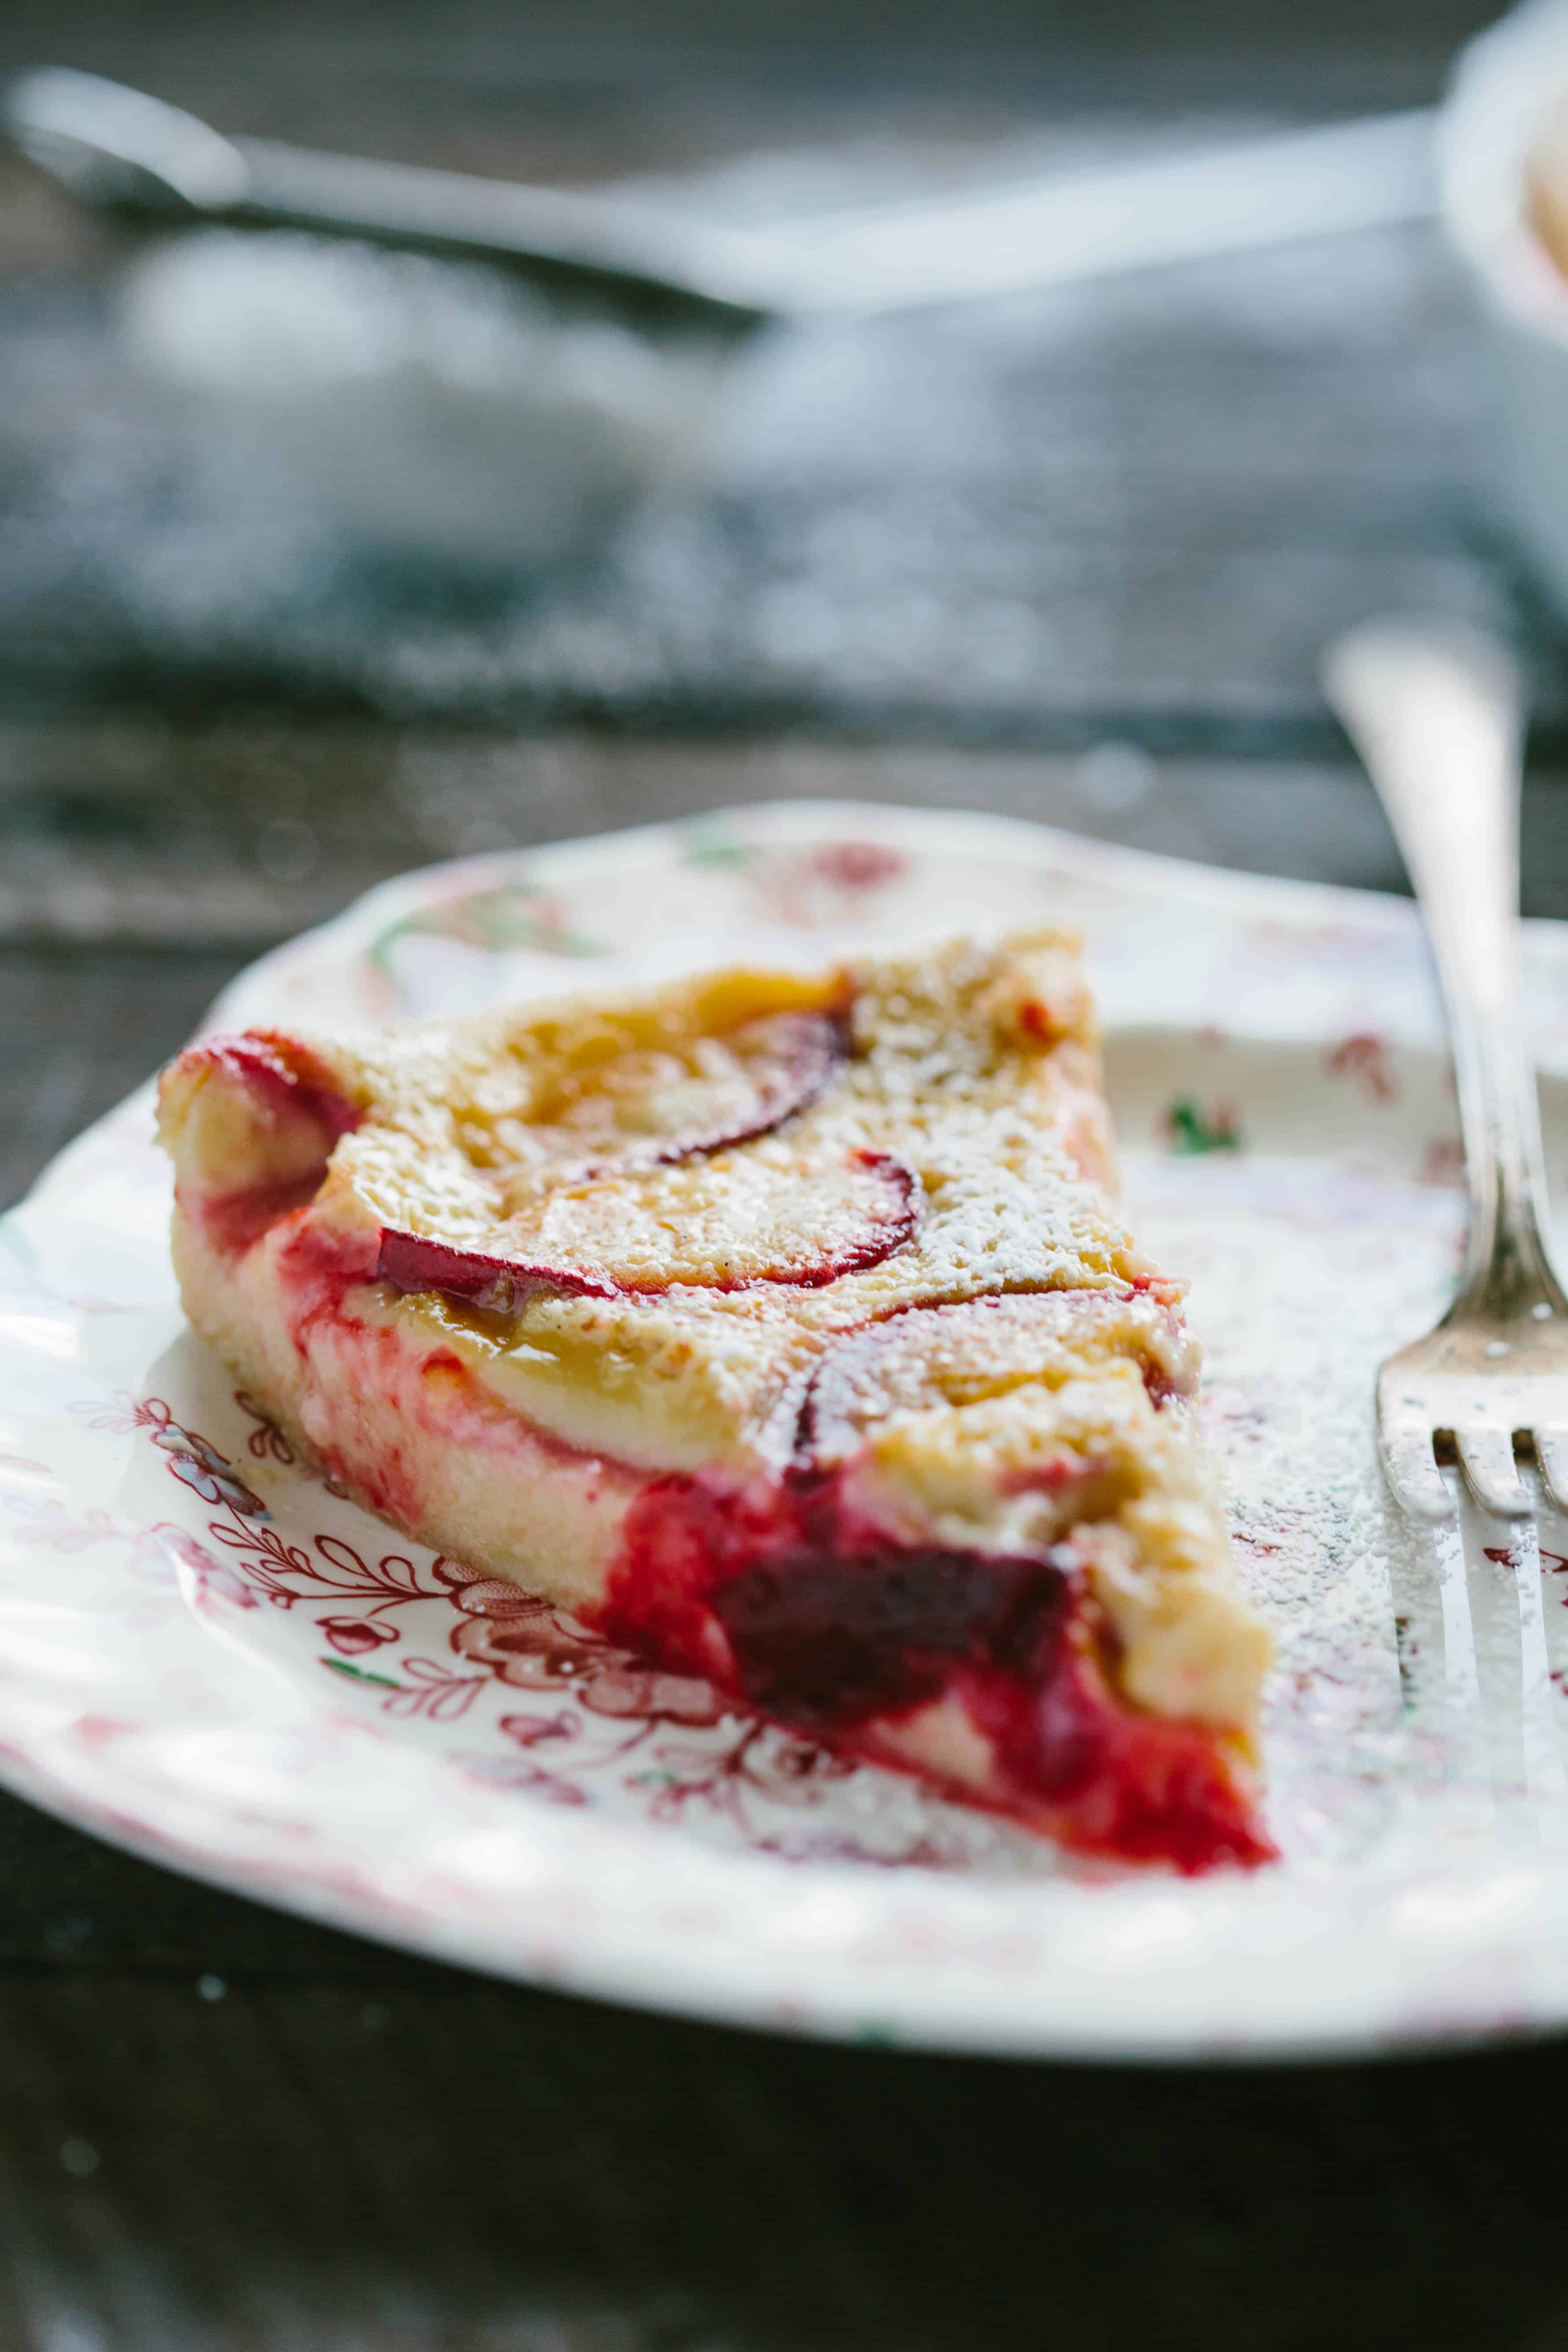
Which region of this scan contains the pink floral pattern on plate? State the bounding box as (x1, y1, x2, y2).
(98, 1388, 975, 1869)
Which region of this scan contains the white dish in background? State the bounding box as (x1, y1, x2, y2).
(10, 801, 1568, 2061)
(1442, 0, 1568, 617)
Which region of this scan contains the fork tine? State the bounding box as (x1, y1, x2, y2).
(1534, 1429, 1568, 1516)
(1455, 1427, 1533, 1518)
(1380, 1428, 1457, 1522)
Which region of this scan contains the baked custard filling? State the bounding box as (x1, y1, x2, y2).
(157, 932, 1274, 1871)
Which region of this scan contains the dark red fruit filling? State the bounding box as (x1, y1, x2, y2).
(208, 1174, 331, 1255)
(585, 1006, 850, 1173)
(190, 1034, 362, 1252)
(605, 1468, 1274, 1874)
(375, 1229, 618, 1312)
(966, 1645, 1274, 1873)
(796, 1288, 1193, 1473)
(764, 1151, 918, 1291)
(376, 1150, 917, 1309)
(200, 1034, 361, 1144)
(712, 1543, 1065, 1728)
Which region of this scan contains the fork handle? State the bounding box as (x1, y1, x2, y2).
(1324, 620, 1564, 1321)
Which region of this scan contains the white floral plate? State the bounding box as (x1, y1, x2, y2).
(10, 799, 1568, 2063)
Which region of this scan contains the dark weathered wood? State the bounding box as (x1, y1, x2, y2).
(0, 209, 1517, 754)
(0, 1969, 1561, 2351)
(0, 0, 1545, 758)
(0, 724, 1431, 951)
(0, 0, 1505, 162)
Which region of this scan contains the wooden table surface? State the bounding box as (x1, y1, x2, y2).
(7, 4, 1568, 2345)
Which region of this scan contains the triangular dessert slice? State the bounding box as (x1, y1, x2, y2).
(157, 931, 1274, 1870)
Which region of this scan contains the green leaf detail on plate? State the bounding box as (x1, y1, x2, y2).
(681, 830, 754, 869)
(370, 887, 606, 974)
(1166, 1099, 1242, 1155)
(322, 1659, 402, 1690)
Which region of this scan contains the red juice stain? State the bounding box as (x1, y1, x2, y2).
(604, 1467, 1274, 1875)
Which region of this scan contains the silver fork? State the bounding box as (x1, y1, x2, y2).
(1323, 618, 1568, 1524)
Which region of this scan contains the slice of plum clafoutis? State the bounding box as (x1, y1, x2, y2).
(157, 931, 1274, 1871)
